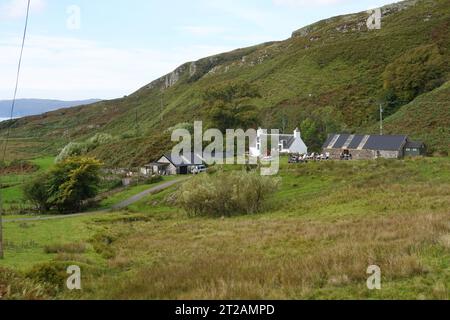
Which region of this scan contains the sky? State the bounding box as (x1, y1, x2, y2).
(0, 0, 400, 101)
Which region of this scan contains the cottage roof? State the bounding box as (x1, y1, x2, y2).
(405, 141, 425, 149)
(323, 134, 408, 151)
(163, 153, 204, 167)
(258, 134, 296, 148)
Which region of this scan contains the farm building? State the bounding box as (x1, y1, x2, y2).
(250, 128, 308, 157)
(142, 153, 204, 176)
(141, 152, 232, 176)
(322, 134, 425, 160)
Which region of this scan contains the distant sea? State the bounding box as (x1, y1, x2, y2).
(0, 117, 12, 122)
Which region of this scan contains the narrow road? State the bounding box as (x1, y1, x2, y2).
(111, 178, 187, 210)
(3, 178, 188, 223)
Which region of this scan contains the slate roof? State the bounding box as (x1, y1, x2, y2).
(158, 152, 233, 167)
(258, 134, 296, 148)
(405, 141, 425, 149)
(323, 134, 409, 151)
(162, 153, 204, 167)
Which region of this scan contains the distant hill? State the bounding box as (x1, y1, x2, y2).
(0, 99, 101, 118)
(1, 0, 449, 166)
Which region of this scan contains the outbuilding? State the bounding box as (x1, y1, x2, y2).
(322, 134, 425, 160)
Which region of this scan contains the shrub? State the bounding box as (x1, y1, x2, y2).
(23, 174, 51, 213)
(25, 262, 70, 292)
(48, 157, 103, 213)
(143, 175, 163, 185)
(56, 133, 114, 162)
(177, 171, 280, 217)
(23, 157, 103, 214)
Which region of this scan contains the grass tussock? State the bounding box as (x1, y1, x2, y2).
(44, 243, 87, 255)
(0, 268, 50, 300)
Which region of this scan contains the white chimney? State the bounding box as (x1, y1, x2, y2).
(257, 127, 264, 138)
(294, 128, 301, 139)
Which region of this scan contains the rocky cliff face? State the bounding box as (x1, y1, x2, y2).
(292, 0, 420, 38)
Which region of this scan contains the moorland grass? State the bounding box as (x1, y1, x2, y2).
(0, 158, 449, 300)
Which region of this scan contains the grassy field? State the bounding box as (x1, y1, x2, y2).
(1, 158, 449, 300)
(1, 156, 55, 214)
(97, 176, 177, 209)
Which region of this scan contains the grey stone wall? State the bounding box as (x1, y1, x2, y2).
(324, 148, 401, 160)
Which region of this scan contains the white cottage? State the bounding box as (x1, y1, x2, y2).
(249, 128, 308, 157)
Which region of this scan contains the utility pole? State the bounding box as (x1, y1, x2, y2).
(380, 104, 384, 136)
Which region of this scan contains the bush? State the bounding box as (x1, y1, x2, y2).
(177, 171, 280, 217)
(25, 262, 70, 292)
(143, 175, 163, 185)
(23, 157, 103, 214)
(56, 133, 114, 162)
(23, 174, 51, 213)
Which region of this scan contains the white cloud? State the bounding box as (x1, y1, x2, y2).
(0, 0, 46, 19)
(0, 34, 234, 100)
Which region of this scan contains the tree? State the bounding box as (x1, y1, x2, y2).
(300, 118, 321, 151)
(204, 82, 261, 132)
(23, 157, 103, 214)
(48, 157, 103, 213)
(383, 44, 446, 104)
(23, 174, 51, 213)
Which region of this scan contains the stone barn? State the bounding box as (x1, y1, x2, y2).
(322, 134, 424, 160)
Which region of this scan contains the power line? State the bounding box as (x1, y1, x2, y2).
(0, 0, 31, 260)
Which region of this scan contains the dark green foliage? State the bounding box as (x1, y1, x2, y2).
(383, 44, 447, 104)
(379, 89, 403, 117)
(23, 174, 51, 213)
(205, 82, 261, 132)
(23, 157, 103, 214)
(299, 106, 346, 151)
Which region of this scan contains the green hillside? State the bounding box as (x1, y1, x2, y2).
(380, 80, 450, 154)
(1, 0, 449, 165)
